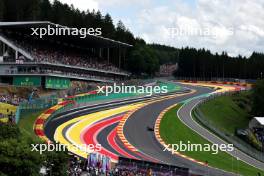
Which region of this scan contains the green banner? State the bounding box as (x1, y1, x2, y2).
(45, 76, 70, 89)
(13, 76, 41, 87)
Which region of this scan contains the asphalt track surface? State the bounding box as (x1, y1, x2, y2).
(45, 86, 230, 175)
(96, 122, 147, 160)
(45, 96, 155, 141)
(45, 92, 188, 141)
(44, 84, 264, 175)
(123, 84, 264, 175)
(122, 85, 235, 176)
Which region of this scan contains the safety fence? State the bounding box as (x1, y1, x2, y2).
(16, 81, 181, 123)
(64, 81, 182, 108)
(180, 80, 252, 88)
(15, 96, 58, 123)
(175, 77, 256, 84)
(193, 91, 264, 163)
(16, 91, 102, 124)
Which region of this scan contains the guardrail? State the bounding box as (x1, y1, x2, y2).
(15, 81, 186, 123)
(15, 96, 58, 123)
(193, 91, 264, 162)
(179, 80, 252, 88)
(15, 89, 100, 123)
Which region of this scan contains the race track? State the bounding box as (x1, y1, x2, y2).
(178, 96, 264, 172)
(44, 83, 264, 175)
(122, 85, 235, 175)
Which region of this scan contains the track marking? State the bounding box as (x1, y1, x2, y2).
(81, 116, 123, 162)
(154, 104, 207, 166)
(116, 90, 197, 164)
(54, 103, 145, 158)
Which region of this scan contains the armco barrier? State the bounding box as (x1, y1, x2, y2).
(32, 82, 188, 142)
(16, 89, 100, 124)
(193, 93, 264, 163)
(179, 80, 252, 88)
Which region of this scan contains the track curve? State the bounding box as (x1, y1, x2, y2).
(122, 85, 236, 175)
(178, 96, 264, 172)
(43, 83, 264, 175)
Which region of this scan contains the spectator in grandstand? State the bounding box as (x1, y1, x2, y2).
(11, 68, 116, 82)
(0, 94, 26, 106)
(10, 37, 126, 74)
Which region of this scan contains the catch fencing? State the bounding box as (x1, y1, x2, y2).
(193, 91, 264, 162)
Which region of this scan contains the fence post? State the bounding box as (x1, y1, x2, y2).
(15, 105, 21, 124)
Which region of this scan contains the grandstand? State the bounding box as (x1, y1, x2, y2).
(0, 22, 132, 89)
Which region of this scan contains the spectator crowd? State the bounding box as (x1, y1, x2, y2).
(66, 154, 190, 176)
(0, 94, 25, 106)
(30, 48, 122, 73)
(5, 33, 127, 74)
(5, 68, 117, 82)
(252, 127, 264, 148)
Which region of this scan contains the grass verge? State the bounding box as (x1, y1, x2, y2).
(18, 111, 44, 141)
(199, 93, 251, 135)
(159, 104, 264, 176)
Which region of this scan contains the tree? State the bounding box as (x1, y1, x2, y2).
(0, 123, 44, 175)
(115, 20, 127, 42)
(252, 79, 264, 116)
(44, 149, 69, 176)
(0, 122, 69, 176)
(1, 0, 264, 78)
(102, 13, 115, 38)
(126, 44, 159, 75)
(0, 0, 4, 20)
(39, 0, 52, 20)
(0, 123, 20, 140)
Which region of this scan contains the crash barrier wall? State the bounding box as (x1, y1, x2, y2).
(64, 81, 182, 108)
(33, 81, 182, 141)
(180, 80, 252, 88)
(176, 77, 256, 84)
(118, 157, 190, 176)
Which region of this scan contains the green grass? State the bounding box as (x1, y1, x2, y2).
(0, 102, 42, 141)
(160, 104, 264, 176)
(18, 111, 44, 141)
(199, 94, 251, 135)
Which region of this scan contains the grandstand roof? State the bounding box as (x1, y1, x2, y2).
(0, 21, 133, 48)
(254, 117, 264, 126)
